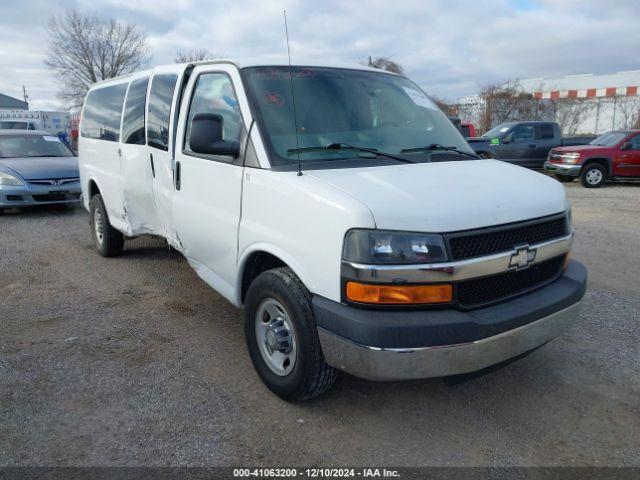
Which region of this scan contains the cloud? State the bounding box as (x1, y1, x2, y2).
(0, 0, 638, 109)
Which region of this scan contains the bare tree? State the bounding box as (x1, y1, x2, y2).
(429, 94, 456, 116)
(45, 11, 150, 108)
(174, 48, 220, 63)
(364, 56, 404, 75)
(550, 98, 595, 135)
(476, 80, 538, 133)
(614, 96, 640, 130)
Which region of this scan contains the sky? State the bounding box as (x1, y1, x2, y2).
(1, 0, 639, 110)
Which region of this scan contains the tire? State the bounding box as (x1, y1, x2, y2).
(580, 163, 606, 188)
(555, 175, 574, 183)
(89, 194, 124, 257)
(244, 267, 337, 401)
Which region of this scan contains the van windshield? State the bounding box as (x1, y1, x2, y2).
(243, 66, 473, 166)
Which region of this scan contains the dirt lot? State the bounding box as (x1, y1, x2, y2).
(1, 181, 639, 467)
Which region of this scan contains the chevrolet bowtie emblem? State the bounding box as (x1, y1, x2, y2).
(509, 245, 536, 270)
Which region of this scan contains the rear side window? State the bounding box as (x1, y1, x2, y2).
(81, 84, 127, 141)
(122, 77, 149, 145)
(147, 74, 177, 151)
(539, 123, 555, 139)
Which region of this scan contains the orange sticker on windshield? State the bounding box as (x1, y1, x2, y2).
(265, 92, 284, 107)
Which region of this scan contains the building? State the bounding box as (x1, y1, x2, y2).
(0, 92, 29, 110)
(521, 70, 640, 134)
(456, 70, 640, 135)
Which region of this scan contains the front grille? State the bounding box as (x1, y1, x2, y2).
(456, 256, 564, 308)
(29, 178, 79, 186)
(447, 215, 567, 261)
(32, 193, 80, 202)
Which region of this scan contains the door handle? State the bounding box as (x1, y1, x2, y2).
(175, 161, 181, 190)
(149, 153, 155, 178)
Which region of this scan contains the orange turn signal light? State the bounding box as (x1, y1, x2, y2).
(346, 282, 453, 305)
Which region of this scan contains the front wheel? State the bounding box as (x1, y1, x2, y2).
(581, 164, 606, 188)
(244, 267, 337, 401)
(90, 194, 124, 257)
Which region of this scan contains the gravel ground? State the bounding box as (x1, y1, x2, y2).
(0, 181, 639, 467)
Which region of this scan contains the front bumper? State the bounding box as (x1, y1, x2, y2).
(544, 161, 581, 177)
(315, 260, 586, 381)
(0, 181, 81, 207)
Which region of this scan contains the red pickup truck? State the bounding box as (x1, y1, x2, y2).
(544, 130, 640, 187)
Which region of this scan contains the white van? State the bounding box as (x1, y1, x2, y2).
(79, 61, 586, 401)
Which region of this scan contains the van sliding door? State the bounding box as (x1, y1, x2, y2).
(147, 67, 182, 245)
(120, 74, 159, 234)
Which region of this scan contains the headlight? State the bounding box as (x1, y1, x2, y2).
(0, 172, 24, 186)
(560, 152, 580, 164)
(343, 229, 447, 264)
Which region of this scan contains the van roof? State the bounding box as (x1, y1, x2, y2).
(88, 60, 398, 89)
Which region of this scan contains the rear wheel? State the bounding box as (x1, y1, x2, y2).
(244, 267, 337, 401)
(581, 164, 606, 188)
(555, 175, 574, 183)
(90, 194, 124, 257)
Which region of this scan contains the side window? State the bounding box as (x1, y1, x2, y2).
(147, 74, 178, 151)
(81, 84, 128, 141)
(510, 125, 535, 143)
(184, 73, 242, 155)
(122, 77, 149, 145)
(539, 124, 554, 139)
(628, 134, 640, 149)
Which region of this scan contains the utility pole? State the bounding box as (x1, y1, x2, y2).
(22, 85, 30, 108)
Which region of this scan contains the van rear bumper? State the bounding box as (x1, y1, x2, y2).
(314, 260, 586, 381)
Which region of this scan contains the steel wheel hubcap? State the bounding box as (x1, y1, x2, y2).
(94, 208, 104, 244)
(586, 169, 602, 185)
(255, 298, 297, 376)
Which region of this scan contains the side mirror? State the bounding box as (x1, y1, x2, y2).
(189, 113, 240, 158)
(502, 134, 512, 144)
(620, 142, 633, 151)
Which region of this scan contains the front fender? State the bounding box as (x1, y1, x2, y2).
(235, 242, 316, 307)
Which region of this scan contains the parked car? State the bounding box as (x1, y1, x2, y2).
(460, 122, 476, 138)
(447, 117, 476, 138)
(544, 130, 640, 188)
(0, 130, 80, 213)
(79, 61, 586, 401)
(467, 121, 594, 169)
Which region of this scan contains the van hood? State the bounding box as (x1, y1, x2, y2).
(306, 160, 567, 232)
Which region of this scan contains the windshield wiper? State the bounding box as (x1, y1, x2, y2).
(401, 144, 480, 158)
(287, 143, 414, 163)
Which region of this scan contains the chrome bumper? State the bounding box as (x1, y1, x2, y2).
(318, 300, 582, 381)
(544, 161, 581, 176)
